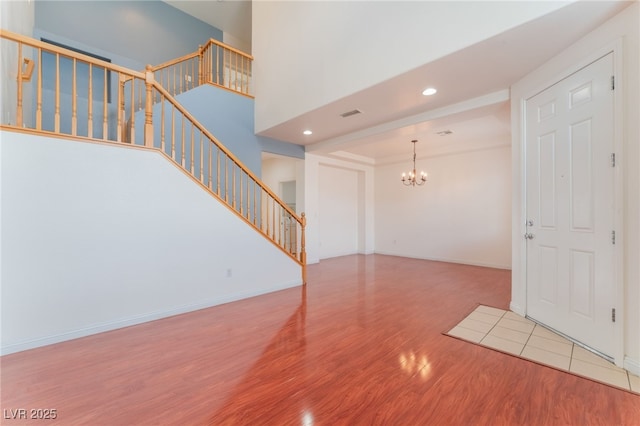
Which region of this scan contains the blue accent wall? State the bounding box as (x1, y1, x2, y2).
(35, 1, 223, 68)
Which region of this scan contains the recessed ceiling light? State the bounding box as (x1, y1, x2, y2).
(303, 130, 312, 135)
(422, 87, 437, 96)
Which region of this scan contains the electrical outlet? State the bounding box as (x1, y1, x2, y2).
(185, 75, 192, 82)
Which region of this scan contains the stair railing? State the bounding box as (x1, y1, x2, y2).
(147, 81, 306, 271)
(0, 29, 305, 282)
(149, 51, 201, 98)
(150, 38, 253, 98)
(1, 30, 146, 142)
(200, 38, 253, 97)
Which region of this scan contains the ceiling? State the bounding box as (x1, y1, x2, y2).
(164, 1, 632, 165)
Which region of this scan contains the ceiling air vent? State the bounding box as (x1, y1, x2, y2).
(340, 109, 362, 118)
(437, 130, 453, 136)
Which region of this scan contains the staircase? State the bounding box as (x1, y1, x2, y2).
(0, 30, 307, 283)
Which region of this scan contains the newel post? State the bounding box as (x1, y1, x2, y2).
(301, 212, 307, 285)
(144, 65, 154, 148)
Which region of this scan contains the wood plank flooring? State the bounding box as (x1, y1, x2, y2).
(1, 254, 639, 425)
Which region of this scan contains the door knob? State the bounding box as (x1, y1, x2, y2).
(524, 233, 535, 240)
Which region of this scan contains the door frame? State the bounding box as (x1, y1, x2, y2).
(511, 39, 624, 366)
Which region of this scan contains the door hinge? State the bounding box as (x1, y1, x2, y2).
(611, 230, 616, 245)
(612, 308, 616, 322)
(611, 75, 615, 90)
(611, 153, 616, 167)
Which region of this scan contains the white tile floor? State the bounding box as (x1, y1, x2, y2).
(447, 305, 639, 394)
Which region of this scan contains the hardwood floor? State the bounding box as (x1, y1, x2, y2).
(2, 254, 638, 425)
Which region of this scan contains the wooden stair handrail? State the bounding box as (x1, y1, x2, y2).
(149, 38, 253, 73)
(151, 81, 301, 224)
(1, 30, 146, 79)
(201, 38, 254, 61)
(149, 51, 200, 73)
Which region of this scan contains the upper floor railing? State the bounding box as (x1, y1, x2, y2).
(150, 38, 253, 98)
(0, 30, 304, 281)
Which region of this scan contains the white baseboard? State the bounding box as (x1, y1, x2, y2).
(0, 279, 301, 356)
(373, 250, 512, 270)
(624, 356, 640, 376)
(319, 250, 360, 261)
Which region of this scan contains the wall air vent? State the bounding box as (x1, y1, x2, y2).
(437, 130, 453, 136)
(340, 109, 362, 118)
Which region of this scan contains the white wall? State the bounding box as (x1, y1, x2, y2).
(1, 0, 34, 126)
(0, 0, 34, 33)
(223, 31, 250, 55)
(510, 2, 639, 372)
(1, 132, 301, 355)
(318, 165, 360, 259)
(304, 153, 374, 264)
(375, 146, 512, 269)
(252, 1, 570, 133)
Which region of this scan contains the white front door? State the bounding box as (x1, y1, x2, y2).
(525, 52, 615, 357)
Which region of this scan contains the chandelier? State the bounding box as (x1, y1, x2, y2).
(401, 139, 427, 186)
